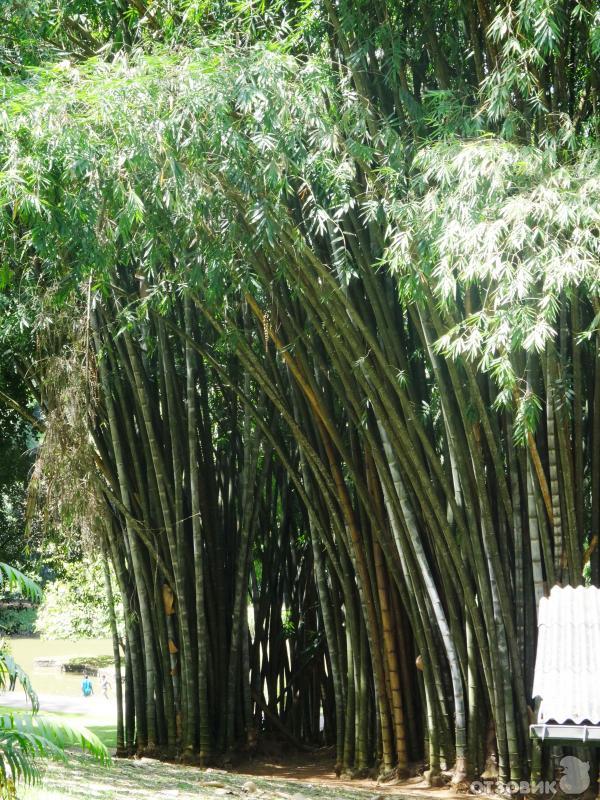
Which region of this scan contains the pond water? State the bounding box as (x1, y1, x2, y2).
(5, 637, 113, 697)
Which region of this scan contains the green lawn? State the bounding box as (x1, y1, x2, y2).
(84, 723, 118, 750)
(0, 706, 117, 750)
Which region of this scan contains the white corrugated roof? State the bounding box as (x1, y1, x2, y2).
(532, 585, 600, 724)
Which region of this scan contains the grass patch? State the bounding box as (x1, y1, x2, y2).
(86, 723, 117, 749)
(21, 752, 378, 800)
(4, 708, 388, 800)
(62, 655, 115, 673)
(0, 706, 117, 749)
(7, 710, 377, 800)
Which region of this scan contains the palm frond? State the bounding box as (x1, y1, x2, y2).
(0, 710, 110, 798)
(0, 654, 39, 711)
(0, 713, 110, 765)
(0, 564, 41, 602)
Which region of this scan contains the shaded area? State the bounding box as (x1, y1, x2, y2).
(23, 750, 457, 800)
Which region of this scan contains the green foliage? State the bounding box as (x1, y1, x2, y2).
(35, 559, 122, 640)
(61, 654, 114, 671)
(0, 712, 109, 799)
(0, 652, 39, 712)
(0, 606, 37, 636)
(0, 565, 40, 604)
(0, 362, 36, 566)
(387, 138, 600, 386)
(0, 47, 596, 402)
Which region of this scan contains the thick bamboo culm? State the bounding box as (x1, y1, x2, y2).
(69, 266, 597, 783)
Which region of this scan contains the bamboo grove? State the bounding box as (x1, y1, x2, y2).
(1, 0, 600, 790)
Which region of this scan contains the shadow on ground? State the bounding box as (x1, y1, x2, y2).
(24, 752, 380, 800)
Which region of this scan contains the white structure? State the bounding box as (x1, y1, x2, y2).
(531, 585, 600, 744)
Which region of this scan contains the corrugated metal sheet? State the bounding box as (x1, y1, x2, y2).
(532, 585, 600, 724)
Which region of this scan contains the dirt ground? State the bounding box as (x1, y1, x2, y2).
(227, 747, 462, 799)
